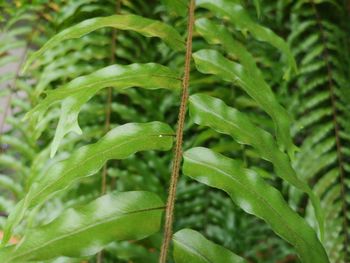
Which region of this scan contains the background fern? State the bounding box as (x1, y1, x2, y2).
(275, 1, 349, 262)
(1, 0, 349, 262)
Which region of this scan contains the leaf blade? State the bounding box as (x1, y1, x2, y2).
(196, 0, 297, 79)
(31, 121, 173, 206)
(0, 191, 164, 263)
(173, 229, 246, 263)
(23, 14, 185, 72)
(188, 93, 324, 238)
(24, 63, 180, 157)
(183, 147, 329, 263)
(2, 122, 173, 245)
(192, 49, 297, 158)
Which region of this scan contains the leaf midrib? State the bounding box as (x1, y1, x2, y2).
(52, 73, 181, 96)
(173, 238, 212, 263)
(10, 206, 164, 261)
(191, 98, 255, 144)
(185, 155, 310, 254)
(31, 132, 166, 202)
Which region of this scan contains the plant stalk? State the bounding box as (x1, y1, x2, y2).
(159, 1, 195, 262)
(0, 38, 31, 153)
(311, 0, 349, 259)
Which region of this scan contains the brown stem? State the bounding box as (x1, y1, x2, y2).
(0, 94, 12, 153)
(0, 35, 32, 153)
(159, 1, 195, 262)
(311, 0, 348, 258)
(0, 1, 51, 152)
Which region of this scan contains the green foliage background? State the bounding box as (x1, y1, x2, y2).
(0, 0, 349, 262)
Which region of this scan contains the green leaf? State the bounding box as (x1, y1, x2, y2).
(195, 18, 261, 82)
(192, 49, 297, 159)
(253, 0, 261, 18)
(189, 94, 324, 239)
(2, 122, 173, 245)
(196, 0, 297, 79)
(0, 191, 164, 263)
(183, 147, 329, 263)
(23, 14, 185, 72)
(0, 175, 22, 198)
(161, 0, 187, 17)
(173, 229, 246, 263)
(24, 63, 180, 157)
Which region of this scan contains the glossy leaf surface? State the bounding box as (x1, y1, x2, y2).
(173, 229, 246, 263)
(23, 14, 185, 71)
(183, 147, 329, 263)
(2, 122, 173, 245)
(0, 191, 164, 263)
(192, 49, 296, 158)
(195, 18, 262, 84)
(196, 0, 297, 79)
(24, 63, 180, 157)
(189, 94, 324, 237)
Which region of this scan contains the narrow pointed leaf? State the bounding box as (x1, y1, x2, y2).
(0, 191, 164, 263)
(23, 14, 185, 71)
(195, 18, 261, 81)
(189, 94, 324, 238)
(192, 50, 297, 158)
(24, 63, 180, 157)
(253, 0, 261, 18)
(196, 0, 297, 79)
(195, 17, 300, 157)
(173, 229, 246, 263)
(2, 122, 173, 245)
(183, 147, 329, 263)
(161, 0, 187, 17)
